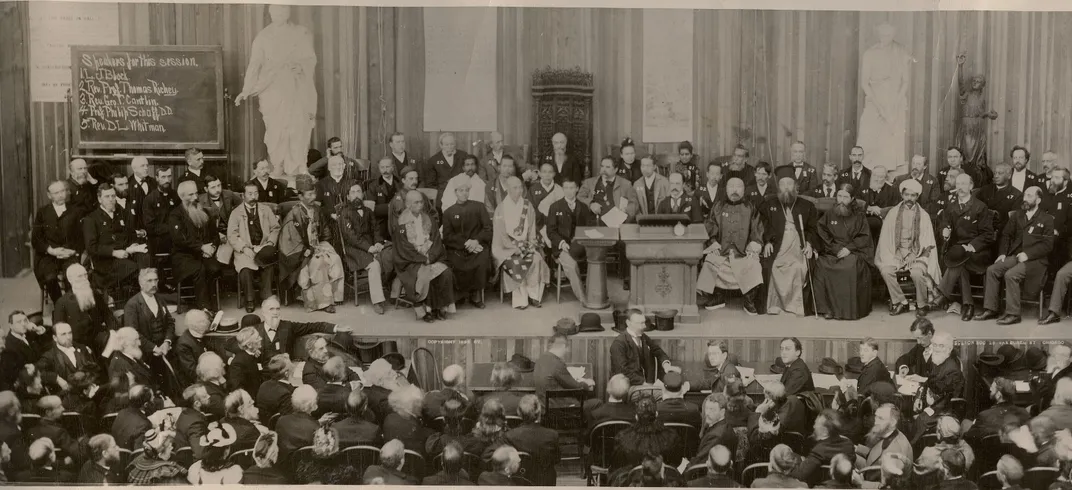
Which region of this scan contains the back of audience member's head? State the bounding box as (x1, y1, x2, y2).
(323, 356, 348, 383)
(992, 377, 1016, 403)
(634, 397, 658, 426)
(829, 453, 853, 485)
(388, 384, 424, 418)
(631, 454, 666, 487)
(442, 364, 464, 389)
(765, 381, 787, 404)
(37, 395, 63, 419)
(183, 383, 209, 410)
(707, 445, 732, 475)
(758, 407, 781, 434)
(442, 441, 464, 475)
(1030, 415, 1057, 444)
(88, 434, 118, 464)
(996, 454, 1024, 487)
(441, 394, 469, 436)
(816, 408, 844, 439)
(312, 426, 339, 458)
(607, 374, 631, 402)
(267, 354, 293, 381)
(346, 389, 368, 418)
(474, 397, 507, 439)
(490, 362, 520, 390)
(129, 385, 154, 413)
(28, 437, 56, 466)
(491, 445, 520, 475)
(518, 394, 543, 424)
(381, 439, 406, 470)
(291, 385, 318, 414)
(940, 447, 966, 479)
(196, 351, 225, 382)
(935, 415, 961, 444)
(769, 444, 800, 475)
(253, 431, 280, 468)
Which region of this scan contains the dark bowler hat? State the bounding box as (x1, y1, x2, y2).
(845, 357, 865, 374)
(240, 314, 262, 328)
(254, 245, 278, 267)
(1024, 346, 1048, 371)
(818, 357, 843, 376)
(508, 353, 535, 373)
(996, 344, 1025, 367)
(216, 316, 240, 334)
(770, 357, 787, 374)
(943, 245, 970, 269)
(579, 313, 604, 333)
(554, 318, 580, 336)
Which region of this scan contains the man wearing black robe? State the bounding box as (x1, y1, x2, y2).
(33, 181, 82, 301)
(814, 185, 874, 320)
(54, 263, 117, 354)
(442, 180, 492, 308)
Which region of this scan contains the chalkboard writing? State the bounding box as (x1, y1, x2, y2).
(71, 45, 224, 150)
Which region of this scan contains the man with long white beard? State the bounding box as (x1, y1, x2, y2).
(814, 185, 874, 320)
(142, 166, 180, 257)
(53, 264, 116, 354)
(1033, 342, 1072, 411)
(336, 182, 388, 314)
(493, 177, 550, 310)
(912, 331, 964, 436)
(975, 186, 1055, 325)
(82, 184, 150, 291)
(32, 180, 81, 301)
(761, 169, 818, 316)
(696, 177, 764, 314)
(931, 173, 995, 321)
(874, 179, 942, 316)
(168, 181, 221, 310)
(107, 327, 157, 389)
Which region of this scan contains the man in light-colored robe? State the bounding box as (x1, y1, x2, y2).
(442, 156, 487, 211)
(761, 172, 818, 316)
(235, 4, 317, 179)
(279, 175, 344, 313)
(493, 177, 551, 309)
(875, 178, 942, 316)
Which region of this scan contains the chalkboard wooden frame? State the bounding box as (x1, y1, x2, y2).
(70, 45, 225, 150)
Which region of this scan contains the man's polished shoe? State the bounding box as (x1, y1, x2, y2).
(471, 300, 485, 309)
(1039, 311, 1061, 325)
(960, 304, 975, 322)
(890, 303, 910, 316)
(530, 298, 542, 308)
(974, 309, 1000, 321)
(997, 314, 1021, 325)
(422, 313, 436, 323)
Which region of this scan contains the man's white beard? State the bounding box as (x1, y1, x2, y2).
(124, 346, 143, 360)
(71, 284, 96, 311)
(866, 420, 894, 445)
(185, 203, 209, 228)
(932, 351, 950, 365)
(265, 317, 279, 329)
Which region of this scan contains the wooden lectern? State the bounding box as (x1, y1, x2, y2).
(619, 222, 708, 324)
(572, 226, 620, 310)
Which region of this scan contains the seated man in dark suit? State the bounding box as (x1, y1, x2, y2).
(691, 393, 739, 466)
(36, 322, 100, 393)
(791, 409, 856, 486)
(701, 340, 741, 393)
(657, 371, 701, 427)
(856, 338, 893, 398)
(107, 327, 159, 392)
(610, 308, 679, 400)
(505, 394, 560, 486)
(123, 268, 180, 397)
(221, 389, 265, 452)
(544, 177, 597, 302)
(226, 326, 264, 399)
(175, 309, 229, 389)
(82, 183, 149, 291)
(382, 385, 435, 456)
(111, 384, 155, 450)
(334, 389, 382, 448)
(276, 385, 321, 460)
(256, 354, 296, 424)
(15, 438, 76, 483)
(422, 441, 474, 485)
(362, 439, 419, 485)
(964, 377, 1030, 442)
(302, 337, 360, 392)
(253, 296, 349, 362)
(316, 356, 354, 416)
(79, 434, 124, 484)
(423, 364, 477, 423)
(756, 381, 808, 435)
(174, 383, 211, 460)
(26, 396, 83, 463)
(3, 310, 50, 382)
(583, 374, 636, 430)
(687, 445, 740, 488)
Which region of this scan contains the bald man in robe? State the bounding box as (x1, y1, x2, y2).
(696, 177, 764, 315)
(493, 177, 551, 309)
(393, 190, 455, 322)
(874, 179, 942, 316)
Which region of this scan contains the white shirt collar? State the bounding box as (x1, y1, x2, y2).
(116, 197, 127, 208)
(53, 203, 67, 215)
(142, 292, 159, 312)
(189, 168, 202, 176)
(102, 207, 114, 219)
(58, 344, 78, 364)
(257, 177, 269, 187)
(644, 174, 656, 186)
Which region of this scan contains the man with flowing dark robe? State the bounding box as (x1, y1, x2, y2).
(761, 169, 818, 316)
(814, 185, 874, 320)
(169, 181, 221, 310)
(336, 182, 387, 314)
(392, 190, 455, 322)
(696, 178, 764, 314)
(930, 173, 995, 321)
(33, 180, 81, 301)
(442, 180, 493, 309)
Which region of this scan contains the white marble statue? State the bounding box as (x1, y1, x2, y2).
(235, 4, 317, 180)
(857, 23, 912, 179)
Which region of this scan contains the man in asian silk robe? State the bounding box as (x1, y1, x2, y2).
(814, 185, 874, 320)
(493, 177, 551, 309)
(393, 190, 455, 323)
(336, 182, 387, 315)
(761, 169, 818, 316)
(930, 173, 995, 321)
(279, 174, 344, 313)
(875, 179, 942, 316)
(442, 180, 493, 309)
(696, 178, 764, 315)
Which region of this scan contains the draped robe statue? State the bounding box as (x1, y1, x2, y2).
(857, 23, 912, 178)
(236, 4, 317, 179)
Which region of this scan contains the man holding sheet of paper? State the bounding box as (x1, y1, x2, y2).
(578, 156, 639, 288)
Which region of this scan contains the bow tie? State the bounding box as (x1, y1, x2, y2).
(794, 163, 804, 168)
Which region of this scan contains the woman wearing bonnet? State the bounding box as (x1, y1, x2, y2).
(187, 421, 243, 485)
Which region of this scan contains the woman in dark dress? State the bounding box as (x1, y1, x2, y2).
(611, 398, 680, 477)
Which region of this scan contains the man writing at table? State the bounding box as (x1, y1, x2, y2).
(610, 308, 680, 401)
(535, 332, 594, 408)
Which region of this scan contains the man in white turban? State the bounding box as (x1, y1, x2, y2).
(875, 178, 941, 316)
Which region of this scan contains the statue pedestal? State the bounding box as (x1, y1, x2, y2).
(619, 223, 708, 325)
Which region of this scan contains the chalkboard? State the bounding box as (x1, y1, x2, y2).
(71, 45, 224, 150)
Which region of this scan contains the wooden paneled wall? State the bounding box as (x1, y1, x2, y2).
(9, 6, 1072, 276)
(0, 2, 32, 278)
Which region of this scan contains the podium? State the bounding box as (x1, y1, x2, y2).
(573, 227, 620, 310)
(619, 222, 709, 324)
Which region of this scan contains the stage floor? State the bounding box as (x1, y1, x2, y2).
(3, 273, 1065, 342)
